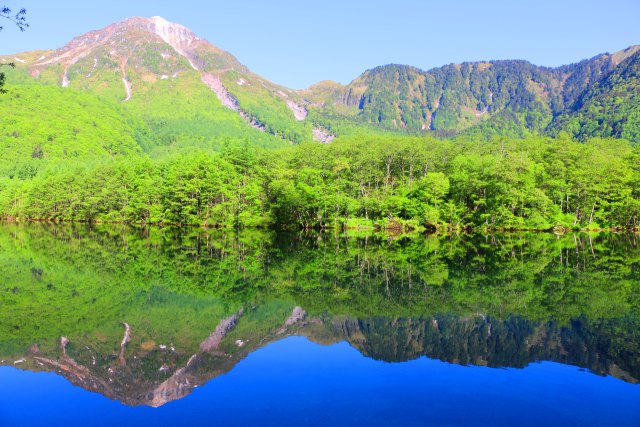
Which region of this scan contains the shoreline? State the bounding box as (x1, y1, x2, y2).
(1, 217, 638, 234)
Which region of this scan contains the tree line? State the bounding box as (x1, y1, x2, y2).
(0, 134, 639, 230)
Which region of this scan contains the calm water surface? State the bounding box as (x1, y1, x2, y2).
(0, 224, 639, 426)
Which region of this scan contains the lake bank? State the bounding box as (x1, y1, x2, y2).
(2, 217, 639, 234)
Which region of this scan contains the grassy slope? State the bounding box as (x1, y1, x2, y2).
(0, 79, 142, 177)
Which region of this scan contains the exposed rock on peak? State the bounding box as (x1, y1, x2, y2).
(28, 16, 245, 99)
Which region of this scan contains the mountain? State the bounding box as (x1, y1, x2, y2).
(1, 17, 639, 230)
(307, 46, 640, 139)
(1, 16, 317, 159)
(2, 16, 639, 149)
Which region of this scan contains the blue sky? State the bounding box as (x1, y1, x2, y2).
(2, 0, 640, 88)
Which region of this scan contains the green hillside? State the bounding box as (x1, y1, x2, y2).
(307, 47, 640, 142)
(0, 82, 142, 177)
(550, 49, 640, 142)
(3, 17, 639, 144)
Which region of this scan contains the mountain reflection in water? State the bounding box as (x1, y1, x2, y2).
(0, 224, 638, 410)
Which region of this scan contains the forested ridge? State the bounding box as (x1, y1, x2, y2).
(311, 46, 640, 140)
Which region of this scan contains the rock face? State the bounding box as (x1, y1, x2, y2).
(200, 311, 243, 353)
(286, 100, 308, 121)
(312, 127, 335, 144)
(201, 73, 239, 110)
(285, 307, 307, 327)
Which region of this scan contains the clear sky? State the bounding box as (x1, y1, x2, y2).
(2, 0, 640, 89)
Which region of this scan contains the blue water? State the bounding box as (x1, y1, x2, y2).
(1, 336, 638, 427)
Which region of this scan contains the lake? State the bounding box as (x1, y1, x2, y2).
(0, 224, 639, 426)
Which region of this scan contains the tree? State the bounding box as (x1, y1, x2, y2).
(0, 6, 28, 94)
(0, 6, 27, 32)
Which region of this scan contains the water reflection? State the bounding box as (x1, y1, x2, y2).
(0, 224, 638, 408)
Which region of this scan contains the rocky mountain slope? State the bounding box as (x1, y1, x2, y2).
(550, 47, 640, 142)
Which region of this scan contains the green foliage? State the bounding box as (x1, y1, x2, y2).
(0, 83, 142, 177)
(0, 148, 270, 227)
(1, 132, 639, 230)
(551, 51, 640, 144)
(1, 224, 639, 345)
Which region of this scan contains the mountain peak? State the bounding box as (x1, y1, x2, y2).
(21, 15, 248, 93)
(120, 16, 202, 60)
(117, 15, 195, 33)
(141, 15, 202, 70)
(31, 16, 203, 67)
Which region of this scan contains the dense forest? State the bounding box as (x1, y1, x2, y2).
(0, 134, 638, 230)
